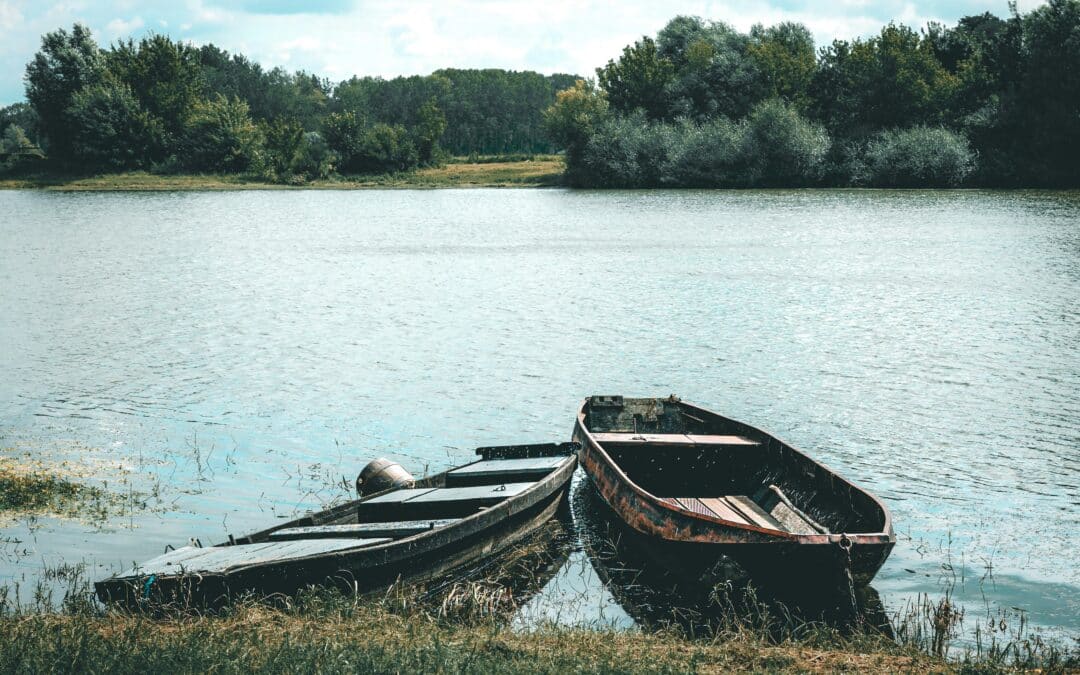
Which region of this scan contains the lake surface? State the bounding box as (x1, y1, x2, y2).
(0, 188, 1077, 638)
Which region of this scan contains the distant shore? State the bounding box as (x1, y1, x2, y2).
(0, 156, 564, 191)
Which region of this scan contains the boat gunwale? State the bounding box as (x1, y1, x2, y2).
(574, 397, 894, 546)
(98, 451, 577, 585)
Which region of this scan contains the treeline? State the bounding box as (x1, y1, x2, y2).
(0, 25, 576, 181)
(545, 1, 1080, 188)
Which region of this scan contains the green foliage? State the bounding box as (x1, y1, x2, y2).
(542, 79, 609, 180)
(260, 117, 304, 179)
(66, 78, 163, 171)
(323, 111, 418, 174)
(0, 125, 45, 172)
(24, 24, 105, 161)
(106, 35, 203, 145)
(596, 36, 674, 119)
(748, 23, 817, 109)
(572, 101, 827, 188)
(863, 126, 975, 187)
(741, 98, 830, 185)
(183, 96, 262, 173)
(412, 97, 447, 164)
(656, 17, 766, 120)
(812, 24, 958, 139)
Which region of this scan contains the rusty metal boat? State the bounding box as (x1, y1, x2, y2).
(96, 442, 577, 607)
(573, 396, 894, 592)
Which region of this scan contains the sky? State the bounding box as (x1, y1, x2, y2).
(0, 0, 1047, 105)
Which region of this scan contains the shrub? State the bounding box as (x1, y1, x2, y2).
(183, 95, 263, 173)
(740, 98, 830, 186)
(323, 112, 418, 174)
(863, 126, 975, 187)
(663, 117, 744, 186)
(66, 79, 162, 170)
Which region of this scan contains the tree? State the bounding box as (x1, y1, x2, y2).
(748, 23, 816, 109)
(596, 37, 674, 119)
(412, 98, 446, 164)
(261, 117, 304, 179)
(811, 24, 957, 138)
(107, 34, 203, 148)
(656, 17, 766, 120)
(543, 79, 609, 177)
(183, 96, 262, 172)
(67, 78, 162, 170)
(24, 24, 105, 160)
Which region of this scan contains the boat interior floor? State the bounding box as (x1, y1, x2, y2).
(660, 486, 828, 536)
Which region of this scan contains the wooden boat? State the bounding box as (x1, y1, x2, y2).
(573, 396, 894, 592)
(95, 443, 577, 607)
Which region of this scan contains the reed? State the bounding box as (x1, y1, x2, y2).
(1, 551, 1074, 674)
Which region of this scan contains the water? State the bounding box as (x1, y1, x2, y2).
(0, 188, 1077, 637)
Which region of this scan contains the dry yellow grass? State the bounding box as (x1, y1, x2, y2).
(0, 157, 565, 191)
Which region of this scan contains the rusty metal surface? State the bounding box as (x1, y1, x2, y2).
(572, 396, 896, 581)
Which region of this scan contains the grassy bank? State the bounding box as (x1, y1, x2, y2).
(0, 591, 942, 674)
(0, 156, 564, 191)
(4, 586, 1077, 674)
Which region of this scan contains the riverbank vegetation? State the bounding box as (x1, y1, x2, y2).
(0, 156, 563, 191)
(0, 576, 1074, 673)
(2, 2, 1078, 189)
(0, 25, 573, 185)
(545, 1, 1080, 188)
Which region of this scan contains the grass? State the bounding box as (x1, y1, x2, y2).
(0, 453, 149, 526)
(0, 529, 1074, 674)
(0, 156, 565, 191)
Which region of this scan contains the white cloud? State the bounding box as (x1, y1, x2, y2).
(105, 16, 145, 36)
(0, 0, 1051, 104)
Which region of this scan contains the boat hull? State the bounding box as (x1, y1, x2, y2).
(96, 445, 577, 608)
(573, 397, 895, 591)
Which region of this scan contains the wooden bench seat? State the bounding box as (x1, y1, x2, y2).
(591, 433, 758, 447)
(269, 519, 460, 542)
(356, 482, 536, 519)
(661, 490, 827, 536)
(446, 456, 566, 486)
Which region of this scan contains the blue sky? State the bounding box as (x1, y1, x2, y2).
(0, 0, 1044, 105)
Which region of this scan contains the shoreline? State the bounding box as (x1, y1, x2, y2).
(0, 157, 565, 191)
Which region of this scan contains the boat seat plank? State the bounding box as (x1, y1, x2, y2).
(269, 519, 460, 541)
(724, 496, 786, 531)
(447, 457, 565, 483)
(359, 487, 438, 505)
(591, 433, 758, 447)
(404, 482, 534, 504)
(698, 497, 752, 524)
(120, 539, 385, 577)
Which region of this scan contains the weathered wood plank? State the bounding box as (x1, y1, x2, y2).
(698, 497, 751, 524)
(724, 496, 786, 531)
(448, 456, 565, 481)
(404, 482, 534, 504)
(121, 539, 385, 577)
(591, 433, 758, 447)
(269, 519, 460, 541)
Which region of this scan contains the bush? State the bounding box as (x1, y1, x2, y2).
(863, 126, 975, 187)
(183, 95, 263, 173)
(663, 117, 745, 186)
(740, 98, 830, 185)
(324, 112, 418, 174)
(66, 79, 162, 170)
(293, 132, 334, 180)
(571, 101, 829, 188)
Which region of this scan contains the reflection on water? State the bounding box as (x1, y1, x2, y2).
(512, 476, 891, 637)
(0, 188, 1077, 641)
